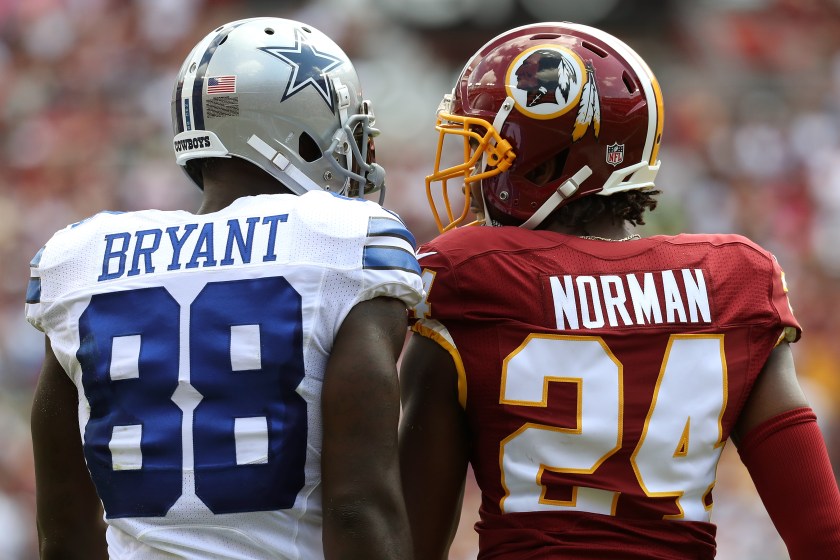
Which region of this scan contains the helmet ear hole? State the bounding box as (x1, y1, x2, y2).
(526, 149, 569, 186)
(298, 132, 321, 163)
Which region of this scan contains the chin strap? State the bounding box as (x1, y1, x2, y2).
(519, 165, 593, 230)
(246, 134, 322, 195)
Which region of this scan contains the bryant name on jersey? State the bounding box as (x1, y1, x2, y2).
(98, 213, 290, 281)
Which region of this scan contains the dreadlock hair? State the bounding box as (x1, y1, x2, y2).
(550, 189, 660, 229)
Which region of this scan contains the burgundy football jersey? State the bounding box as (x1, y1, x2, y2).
(411, 226, 800, 559)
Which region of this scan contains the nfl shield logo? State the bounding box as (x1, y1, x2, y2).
(606, 142, 625, 166)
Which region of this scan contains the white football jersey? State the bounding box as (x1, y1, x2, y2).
(26, 190, 423, 560)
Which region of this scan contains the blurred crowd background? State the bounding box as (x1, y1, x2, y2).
(1, 0, 839, 557)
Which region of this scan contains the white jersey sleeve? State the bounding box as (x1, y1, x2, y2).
(25, 190, 422, 560)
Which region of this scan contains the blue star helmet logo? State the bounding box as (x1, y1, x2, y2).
(259, 29, 344, 111)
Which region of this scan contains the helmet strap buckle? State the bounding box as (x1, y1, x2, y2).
(519, 165, 593, 230)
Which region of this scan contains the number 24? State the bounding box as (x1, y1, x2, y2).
(500, 334, 726, 522)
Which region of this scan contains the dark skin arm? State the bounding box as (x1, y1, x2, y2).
(321, 297, 413, 560)
(399, 333, 470, 560)
(732, 342, 809, 443)
(31, 338, 108, 560)
(732, 341, 840, 557)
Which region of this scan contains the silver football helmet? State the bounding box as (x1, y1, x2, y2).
(171, 17, 385, 200)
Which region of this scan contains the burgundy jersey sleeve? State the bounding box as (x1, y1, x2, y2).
(410, 227, 802, 559)
(768, 251, 801, 343)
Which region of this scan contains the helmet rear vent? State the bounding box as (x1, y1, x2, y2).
(529, 33, 560, 40)
(264, 27, 275, 35)
(581, 41, 608, 58)
(622, 71, 638, 93)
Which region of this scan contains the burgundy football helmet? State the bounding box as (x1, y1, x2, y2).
(426, 22, 664, 231)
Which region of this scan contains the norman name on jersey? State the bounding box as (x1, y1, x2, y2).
(549, 268, 711, 330)
(98, 213, 289, 281)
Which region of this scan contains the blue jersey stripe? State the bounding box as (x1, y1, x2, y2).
(30, 246, 45, 268)
(363, 246, 421, 275)
(25, 277, 41, 304)
(367, 217, 416, 249)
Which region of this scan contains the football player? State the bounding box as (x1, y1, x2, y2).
(28, 17, 422, 559)
(399, 22, 840, 559)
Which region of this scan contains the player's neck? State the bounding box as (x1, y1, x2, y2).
(543, 219, 637, 241)
(196, 190, 237, 215)
(198, 160, 292, 214)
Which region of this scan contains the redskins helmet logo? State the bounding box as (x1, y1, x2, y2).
(505, 45, 601, 140)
